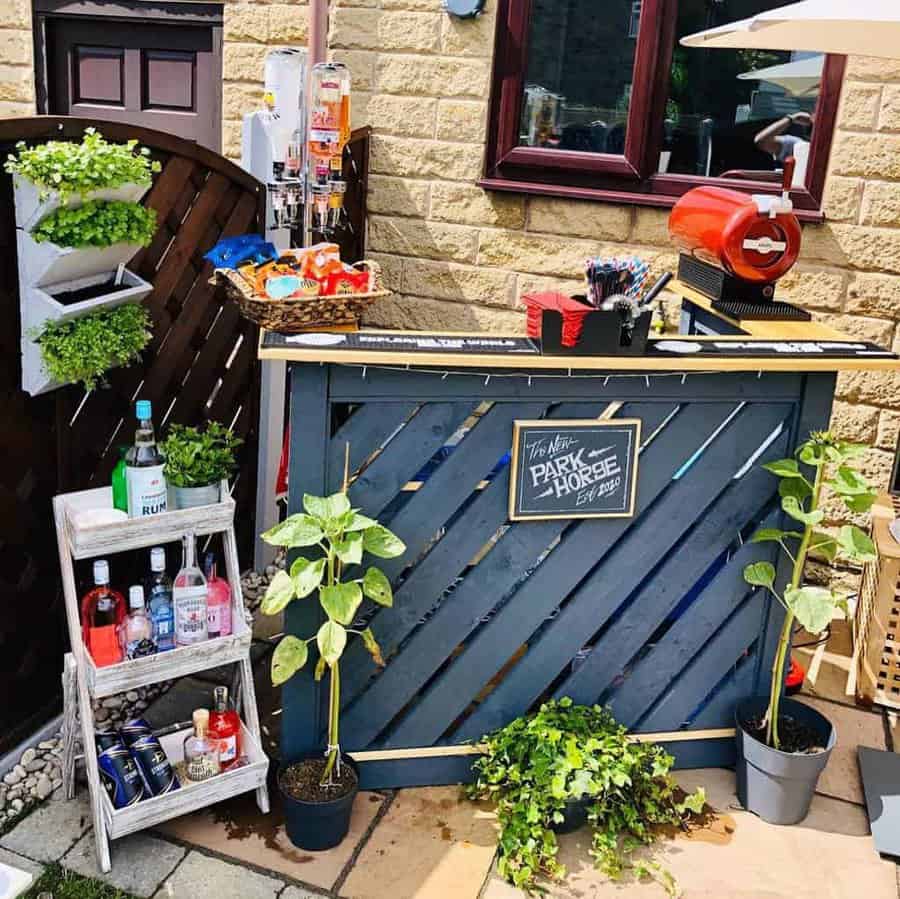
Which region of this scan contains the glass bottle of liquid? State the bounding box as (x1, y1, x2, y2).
(80, 560, 125, 667)
(125, 400, 168, 518)
(119, 585, 157, 659)
(183, 709, 221, 782)
(146, 547, 175, 652)
(208, 685, 241, 770)
(111, 446, 128, 513)
(308, 62, 350, 163)
(174, 532, 208, 646)
(203, 552, 232, 639)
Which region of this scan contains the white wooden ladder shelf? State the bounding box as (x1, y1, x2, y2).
(54, 482, 270, 872)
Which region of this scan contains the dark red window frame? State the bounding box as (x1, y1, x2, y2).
(480, 0, 846, 222)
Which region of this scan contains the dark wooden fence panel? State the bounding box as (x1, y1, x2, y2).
(282, 363, 836, 789)
(0, 116, 265, 754)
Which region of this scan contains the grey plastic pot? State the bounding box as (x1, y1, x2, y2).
(735, 696, 835, 825)
(172, 482, 220, 509)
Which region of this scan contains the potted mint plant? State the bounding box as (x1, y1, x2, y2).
(160, 422, 241, 509)
(738, 431, 877, 824)
(260, 488, 405, 850)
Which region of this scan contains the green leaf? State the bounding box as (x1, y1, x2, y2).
(363, 525, 407, 559)
(303, 494, 329, 519)
(271, 636, 308, 686)
(262, 514, 323, 548)
(808, 531, 838, 563)
(798, 442, 827, 467)
(844, 490, 877, 514)
(361, 627, 385, 667)
(750, 528, 801, 544)
(334, 531, 364, 566)
(785, 586, 836, 634)
(676, 787, 706, 816)
(779, 477, 812, 502)
(781, 495, 824, 526)
(837, 525, 877, 562)
(362, 567, 393, 607)
(317, 620, 347, 665)
(320, 582, 363, 625)
(260, 570, 295, 616)
(291, 557, 327, 598)
(743, 561, 776, 589)
(344, 512, 377, 532)
(762, 459, 804, 479)
(829, 466, 871, 496)
(314, 656, 327, 681)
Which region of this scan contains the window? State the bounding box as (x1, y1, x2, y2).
(482, 0, 845, 219)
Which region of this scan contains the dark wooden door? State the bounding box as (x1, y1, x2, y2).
(44, 15, 221, 150)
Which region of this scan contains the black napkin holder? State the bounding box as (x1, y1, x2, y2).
(539, 303, 651, 356)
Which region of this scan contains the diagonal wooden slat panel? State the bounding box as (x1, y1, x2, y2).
(452, 401, 790, 744)
(375, 402, 681, 750)
(347, 402, 479, 519)
(556, 427, 789, 704)
(326, 402, 419, 491)
(606, 514, 779, 728)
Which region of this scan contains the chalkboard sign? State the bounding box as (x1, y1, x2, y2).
(509, 419, 640, 521)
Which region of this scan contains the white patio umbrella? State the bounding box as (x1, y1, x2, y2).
(682, 0, 900, 59)
(737, 54, 824, 96)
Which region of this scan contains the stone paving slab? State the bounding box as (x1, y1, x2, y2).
(341, 786, 498, 899)
(0, 792, 91, 862)
(281, 886, 329, 899)
(63, 830, 187, 898)
(153, 850, 285, 899)
(157, 789, 385, 890)
(0, 845, 44, 879)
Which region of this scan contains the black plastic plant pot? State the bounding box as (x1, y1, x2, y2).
(278, 753, 360, 851)
(735, 696, 835, 826)
(552, 795, 592, 834)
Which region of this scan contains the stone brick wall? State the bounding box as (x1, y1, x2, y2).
(0, 0, 35, 117)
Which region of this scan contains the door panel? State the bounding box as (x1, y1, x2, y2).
(47, 18, 221, 150)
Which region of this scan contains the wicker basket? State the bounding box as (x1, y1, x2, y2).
(213, 260, 389, 332)
(854, 493, 900, 709)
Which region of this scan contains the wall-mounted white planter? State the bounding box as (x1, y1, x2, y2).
(21, 268, 152, 396)
(16, 230, 142, 288)
(13, 175, 150, 231)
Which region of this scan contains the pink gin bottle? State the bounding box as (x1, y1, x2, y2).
(203, 552, 232, 638)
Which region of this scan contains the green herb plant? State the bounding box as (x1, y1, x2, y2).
(36, 303, 151, 391)
(743, 431, 877, 749)
(5, 128, 160, 202)
(160, 422, 242, 488)
(260, 459, 405, 786)
(32, 200, 157, 249)
(468, 699, 705, 896)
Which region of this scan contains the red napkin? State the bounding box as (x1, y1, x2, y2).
(522, 291, 591, 347)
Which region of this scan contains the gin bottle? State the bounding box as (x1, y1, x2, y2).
(125, 400, 168, 518)
(174, 532, 208, 646)
(203, 552, 232, 639)
(146, 547, 175, 652)
(183, 709, 221, 782)
(119, 585, 157, 659)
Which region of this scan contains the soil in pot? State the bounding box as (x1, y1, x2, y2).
(279, 757, 358, 803)
(51, 277, 119, 305)
(741, 714, 826, 755)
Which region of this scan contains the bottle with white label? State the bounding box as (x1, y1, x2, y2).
(125, 400, 168, 518)
(174, 532, 208, 646)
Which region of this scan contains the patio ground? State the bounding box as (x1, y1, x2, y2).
(2, 620, 897, 899)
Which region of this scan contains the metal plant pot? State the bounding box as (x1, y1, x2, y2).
(735, 696, 835, 825)
(172, 482, 221, 509)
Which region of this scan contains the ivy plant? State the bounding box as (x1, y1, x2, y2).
(5, 128, 160, 202)
(261, 488, 405, 785)
(36, 303, 151, 391)
(467, 699, 705, 896)
(32, 200, 157, 249)
(160, 422, 242, 488)
(743, 431, 877, 748)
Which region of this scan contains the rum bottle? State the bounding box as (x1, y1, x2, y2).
(203, 552, 232, 639)
(125, 400, 168, 518)
(81, 560, 125, 667)
(119, 585, 157, 659)
(208, 685, 241, 769)
(183, 709, 221, 782)
(308, 63, 350, 163)
(146, 547, 175, 652)
(174, 532, 208, 646)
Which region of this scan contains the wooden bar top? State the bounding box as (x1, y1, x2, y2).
(258, 280, 900, 374)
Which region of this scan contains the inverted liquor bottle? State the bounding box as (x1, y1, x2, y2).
(174, 532, 208, 646)
(125, 400, 168, 518)
(308, 62, 350, 163)
(81, 560, 125, 667)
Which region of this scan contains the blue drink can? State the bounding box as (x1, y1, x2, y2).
(97, 743, 144, 808)
(129, 734, 180, 796)
(120, 718, 153, 747)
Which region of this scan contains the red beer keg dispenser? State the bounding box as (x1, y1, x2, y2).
(668, 158, 809, 321)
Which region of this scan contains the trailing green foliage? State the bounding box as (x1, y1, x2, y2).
(31, 200, 157, 249)
(24, 863, 137, 899)
(468, 699, 704, 895)
(743, 431, 877, 748)
(160, 422, 242, 488)
(36, 303, 151, 391)
(5, 128, 159, 202)
(261, 486, 405, 785)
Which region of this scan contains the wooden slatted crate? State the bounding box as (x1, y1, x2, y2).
(855, 493, 900, 709)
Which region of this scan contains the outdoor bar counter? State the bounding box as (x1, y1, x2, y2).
(260, 281, 900, 790)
